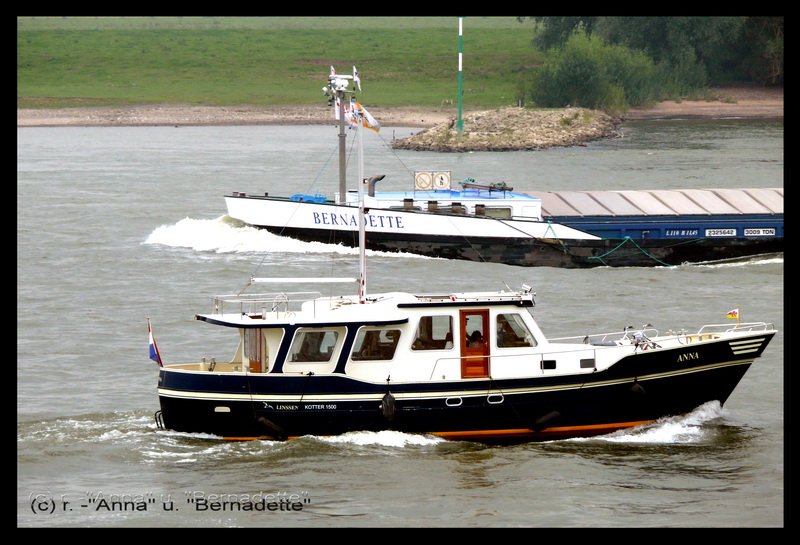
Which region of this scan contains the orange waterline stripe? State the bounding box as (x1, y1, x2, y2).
(431, 420, 654, 440)
(221, 420, 655, 442)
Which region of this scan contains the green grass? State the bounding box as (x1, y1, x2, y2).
(17, 16, 543, 109)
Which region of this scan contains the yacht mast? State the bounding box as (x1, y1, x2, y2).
(356, 119, 367, 303)
(324, 66, 367, 303)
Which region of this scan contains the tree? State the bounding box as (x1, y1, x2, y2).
(521, 16, 597, 49)
(740, 16, 783, 85)
(525, 16, 783, 86)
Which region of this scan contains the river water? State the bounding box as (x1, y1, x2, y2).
(17, 118, 783, 527)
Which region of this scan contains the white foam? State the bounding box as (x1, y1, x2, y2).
(154, 430, 224, 441)
(575, 401, 726, 444)
(140, 449, 199, 459)
(314, 429, 444, 447)
(18, 413, 155, 443)
(143, 215, 429, 259)
(687, 255, 783, 269)
(97, 429, 147, 441)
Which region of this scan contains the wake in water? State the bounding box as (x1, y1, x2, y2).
(568, 401, 728, 444)
(17, 412, 157, 445)
(142, 215, 430, 260)
(684, 253, 783, 269)
(312, 430, 444, 448)
(17, 401, 731, 464)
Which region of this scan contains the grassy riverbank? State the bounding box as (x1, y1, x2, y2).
(18, 16, 540, 109)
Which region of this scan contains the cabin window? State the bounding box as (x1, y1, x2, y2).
(289, 329, 339, 363)
(496, 313, 536, 348)
(351, 328, 402, 361)
(465, 314, 486, 347)
(412, 315, 453, 350)
(484, 207, 512, 219)
(542, 360, 556, 370)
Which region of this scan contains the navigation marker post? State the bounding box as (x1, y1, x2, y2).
(457, 17, 464, 135)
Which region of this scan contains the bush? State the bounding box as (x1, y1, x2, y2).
(529, 30, 665, 111)
(602, 43, 659, 106)
(654, 47, 708, 97)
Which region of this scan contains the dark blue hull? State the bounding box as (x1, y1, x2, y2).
(264, 223, 783, 268)
(550, 213, 783, 241)
(157, 332, 774, 443)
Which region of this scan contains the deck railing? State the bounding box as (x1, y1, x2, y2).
(549, 326, 660, 345)
(697, 321, 776, 335)
(206, 291, 341, 319)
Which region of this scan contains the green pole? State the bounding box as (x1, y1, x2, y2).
(457, 17, 463, 135)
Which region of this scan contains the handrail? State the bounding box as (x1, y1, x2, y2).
(425, 347, 617, 381)
(209, 291, 326, 318)
(551, 322, 775, 345)
(697, 321, 775, 334)
(550, 326, 659, 344)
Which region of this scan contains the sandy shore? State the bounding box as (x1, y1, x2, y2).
(16, 104, 452, 128)
(17, 86, 782, 128)
(626, 85, 783, 120)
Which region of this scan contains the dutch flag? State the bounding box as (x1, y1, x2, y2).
(148, 319, 163, 367)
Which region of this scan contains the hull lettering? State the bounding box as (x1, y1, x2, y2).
(665, 229, 699, 237)
(744, 228, 776, 237)
(705, 228, 737, 237)
(312, 211, 404, 229)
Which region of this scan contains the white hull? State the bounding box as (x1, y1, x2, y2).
(225, 195, 600, 241)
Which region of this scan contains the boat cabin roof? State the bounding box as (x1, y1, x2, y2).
(196, 290, 535, 329)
